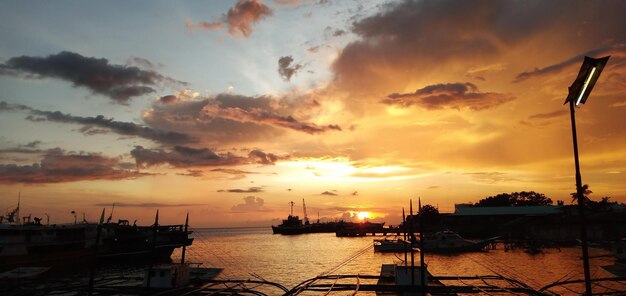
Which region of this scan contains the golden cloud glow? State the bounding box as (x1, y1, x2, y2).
(356, 211, 370, 220)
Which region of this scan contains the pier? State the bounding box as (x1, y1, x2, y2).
(335, 227, 405, 237)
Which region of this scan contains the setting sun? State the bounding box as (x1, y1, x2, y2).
(357, 211, 371, 220)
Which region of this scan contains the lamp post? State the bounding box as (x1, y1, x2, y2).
(564, 55, 609, 296)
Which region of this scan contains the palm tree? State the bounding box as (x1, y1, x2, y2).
(570, 184, 592, 204)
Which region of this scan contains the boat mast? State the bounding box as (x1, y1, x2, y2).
(289, 201, 295, 216)
(107, 202, 115, 223)
(302, 199, 309, 224)
(88, 208, 106, 296)
(17, 192, 20, 225)
(146, 210, 159, 288)
(409, 199, 415, 288)
(181, 212, 189, 264)
(402, 207, 407, 267)
(419, 197, 426, 295)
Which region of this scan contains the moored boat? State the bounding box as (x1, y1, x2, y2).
(373, 238, 412, 253)
(0, 202, 193, 270)
(417, 230, 498, 253)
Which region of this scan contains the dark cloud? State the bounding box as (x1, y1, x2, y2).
(307, 46, 321, 53)
(528, 110, 568, 120)
(1, 102, 193, 145)
(130, 145, 285, 168)
(320, 191, 337, 196)
(0, 148, 148, 184)
(126, 57, 160, 70)
(0, 147, 43, 154)
(203, 103, 341, 134)
(333, 29, 346, 37)
(0, 141, 44, 155)
(20, 141, 43, 149)
(231, 196, 266, 212)
(210, 168, 261, 175)
(186, 0, 272, 38)
(143, 93, 333, 145)
(332, 0, 626, 95)
(248, 150, 279, 165)
(93, 202, 204, 208)
(176, 169, 204, 177)
(382, 83, 514, 111)
(520, 109, 570, 127)
(514, 46, 626, 83)
(0, 51, 185, 104)
(158, 95, 178, 104)
(463, 172, 514, 184)
(278, 56, 304, 81)
(220, 186, 264, 193)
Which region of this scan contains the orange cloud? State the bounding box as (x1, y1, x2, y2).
(202, 104, 341, 134)
(382, 82, 515, 111)
(186, 0, 272, 38)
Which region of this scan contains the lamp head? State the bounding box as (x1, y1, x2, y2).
(564, 56, 610, 105)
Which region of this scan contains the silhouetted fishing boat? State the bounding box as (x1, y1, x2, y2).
(373, 238, 412, 253)
(272, 199, 383, 235)
(0, 202, 192, 270)
(100, 219, 193, 261)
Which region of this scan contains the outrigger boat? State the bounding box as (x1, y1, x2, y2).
(373, 238, 412, 253)
(417, 230, 499, 253)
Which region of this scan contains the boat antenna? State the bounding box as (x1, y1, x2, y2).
(289, 201, 295, 216)
(181, 212, 189, 265)
(107, 202, 115, 223)
(409, 199, 415, 288)
(45, 213, 50, 225)
(88, 208, 106, 296)
(402, 207, 407, 267)
(419, 196, 426, 295)
(146, 209, 159, 289)
(302, 198, 309, 225)
(17, 191, 21, 225)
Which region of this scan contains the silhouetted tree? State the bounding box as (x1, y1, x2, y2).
(474, 191, 553, 207)
(420, 204, 439, 217)
(570, 184, 592, 204)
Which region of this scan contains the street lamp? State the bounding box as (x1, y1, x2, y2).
(564, 55, 609, 296)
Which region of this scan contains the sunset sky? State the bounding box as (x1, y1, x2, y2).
(1, 0, 626, 227)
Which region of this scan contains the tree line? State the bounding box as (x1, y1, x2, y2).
(419, 185, 619, 214)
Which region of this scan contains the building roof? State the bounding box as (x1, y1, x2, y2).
(454, 204, 562, 216)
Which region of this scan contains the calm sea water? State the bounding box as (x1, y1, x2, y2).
(170, 227, 622, 295)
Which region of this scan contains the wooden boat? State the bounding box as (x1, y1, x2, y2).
(373, 238, 411, 253)
(0, 202, 192, 270)
(417, 230, 498, 253)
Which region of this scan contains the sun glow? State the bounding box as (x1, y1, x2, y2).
(278, 158, 419, 182)
(357, 211, 371, 220)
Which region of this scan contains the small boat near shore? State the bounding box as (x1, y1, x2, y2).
(373, 238, 412, 253)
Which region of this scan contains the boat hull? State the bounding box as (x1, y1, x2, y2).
(418, 236, 498, 253)
(0, 223, 193, 270)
